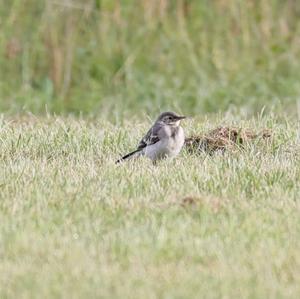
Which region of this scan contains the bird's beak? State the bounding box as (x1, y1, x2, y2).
(176, 115, 186, 120)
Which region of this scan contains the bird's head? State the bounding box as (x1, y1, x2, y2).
(157, 111, 186, 127)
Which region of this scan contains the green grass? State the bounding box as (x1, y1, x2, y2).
(0, 113, 299, 298)
(1, 1, 300, 116)
(1, 1, 300, 297)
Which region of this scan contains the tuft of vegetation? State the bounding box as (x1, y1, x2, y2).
(0, 114, 299, 298)
(0, 1, 300, 116)
(185, 126, 272, 154)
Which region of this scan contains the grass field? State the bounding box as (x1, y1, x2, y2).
(1, 1, 300, 115)
(0, 113, 299, 298)
(1, 1, 300, 298)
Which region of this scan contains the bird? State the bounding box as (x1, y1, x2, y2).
(116, 111, 187, 164)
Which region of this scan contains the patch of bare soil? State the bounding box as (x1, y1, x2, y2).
(180, 196, 223, 213)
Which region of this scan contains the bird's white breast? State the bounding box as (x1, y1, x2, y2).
(164, 126, 185, 155)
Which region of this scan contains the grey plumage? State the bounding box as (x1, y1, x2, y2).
(116, 111, 186, 164)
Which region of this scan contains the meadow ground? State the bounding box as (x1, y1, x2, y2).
(1, 1, 300, 298)
(0, 113, 299, 298)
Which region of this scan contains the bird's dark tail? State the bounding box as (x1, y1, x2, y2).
(115, 149, 142, 164)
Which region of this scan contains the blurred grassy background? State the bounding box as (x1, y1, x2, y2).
(0, 0, 300, 118)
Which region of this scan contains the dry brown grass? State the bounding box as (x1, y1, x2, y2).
(185, 126, 272, 155)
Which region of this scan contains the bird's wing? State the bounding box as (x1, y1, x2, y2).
(137, 124, 161, 150)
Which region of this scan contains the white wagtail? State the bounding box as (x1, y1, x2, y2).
(116, 111, 186, 164)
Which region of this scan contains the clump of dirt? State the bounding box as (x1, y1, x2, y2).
(180, 196, 223, 213)
(181, 196, 199, 207)
(185, 127, 271, 154)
